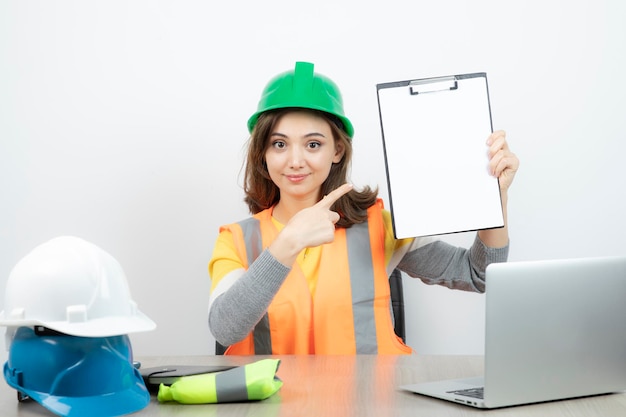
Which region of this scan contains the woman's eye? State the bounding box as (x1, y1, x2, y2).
(307, 142, 321, 149)
(272, 141, 286, 149)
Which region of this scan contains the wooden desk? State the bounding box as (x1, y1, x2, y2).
(1, 355, 625, 416)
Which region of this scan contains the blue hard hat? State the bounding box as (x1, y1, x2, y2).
(3, 327, 150, 417)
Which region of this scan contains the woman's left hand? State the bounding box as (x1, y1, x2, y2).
(487, 130, 519, 193)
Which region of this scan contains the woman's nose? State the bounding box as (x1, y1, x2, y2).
(288, 146, 305, 167)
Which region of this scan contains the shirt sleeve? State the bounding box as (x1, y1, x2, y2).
(381, 209, 509, 293)
(208, 229, 291, 347)
(396, 235, 509, 293)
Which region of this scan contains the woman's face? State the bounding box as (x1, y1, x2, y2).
(264, 110, 345, 205)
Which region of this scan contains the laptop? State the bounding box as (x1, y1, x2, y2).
(401, 256, 626, 408)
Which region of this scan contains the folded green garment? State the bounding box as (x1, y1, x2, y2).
(157, 359, 282, 404)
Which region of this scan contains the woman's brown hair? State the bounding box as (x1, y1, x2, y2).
(243, 108, 378, 227)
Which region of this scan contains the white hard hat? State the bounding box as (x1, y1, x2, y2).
(0, 236, 156, 337)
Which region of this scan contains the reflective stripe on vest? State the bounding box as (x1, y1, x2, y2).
(238, 218, 273, 354)
(214, 366, 248, 402)
(224, 200, 411, 355)
(346, 221, 378, 352)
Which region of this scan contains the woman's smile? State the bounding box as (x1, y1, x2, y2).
(285, 173, 310, 183)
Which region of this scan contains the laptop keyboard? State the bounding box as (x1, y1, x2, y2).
(447, 387, 484, 399)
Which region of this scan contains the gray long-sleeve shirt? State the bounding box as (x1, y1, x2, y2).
(209, 233, 508, 347)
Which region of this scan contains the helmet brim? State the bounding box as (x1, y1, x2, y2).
(247, 105, 354, 138)
(0, 311, 156, 337)
(4, 364, 150, 417)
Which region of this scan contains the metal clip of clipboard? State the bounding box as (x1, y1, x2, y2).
(409, 76, 458, 95)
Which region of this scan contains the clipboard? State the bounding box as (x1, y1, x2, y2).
(376, 73, 504, 238)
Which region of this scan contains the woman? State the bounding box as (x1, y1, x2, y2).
(208, 62, 518, 355)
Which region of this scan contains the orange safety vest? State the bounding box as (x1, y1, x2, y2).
(221, 199, 411, 355)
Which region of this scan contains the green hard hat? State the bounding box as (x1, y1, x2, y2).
(247, 61, 354, 138)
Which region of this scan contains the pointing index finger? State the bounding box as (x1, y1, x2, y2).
(317, 183, 354, 209)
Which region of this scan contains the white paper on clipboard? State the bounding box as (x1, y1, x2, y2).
(376, 73, 504, 239)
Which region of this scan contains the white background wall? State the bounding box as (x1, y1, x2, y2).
(1, 0, 625, 360)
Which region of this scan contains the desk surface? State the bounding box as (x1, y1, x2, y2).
(1, 355, 625, 416)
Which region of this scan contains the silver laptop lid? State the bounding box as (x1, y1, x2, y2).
(483, 256, 626, 408)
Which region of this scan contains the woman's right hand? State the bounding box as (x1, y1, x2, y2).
(269, 183, 353, 266)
